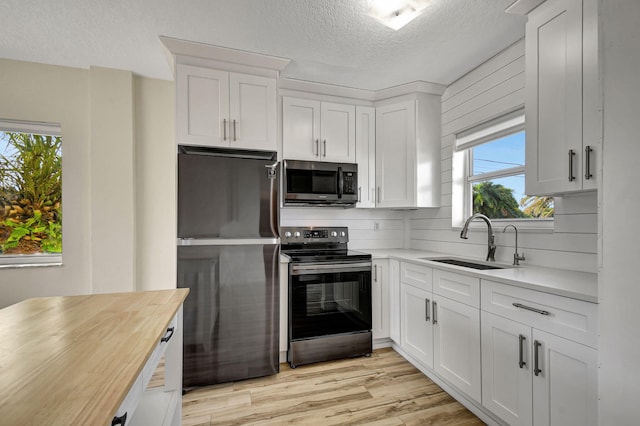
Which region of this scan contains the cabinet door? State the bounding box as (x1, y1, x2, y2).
(320, 102, 356, 163)
(229, 73, 277, 151)
(355, 106, 376, 208)
(481, 311, 533, 426)
(282, 97, 321, 160)
(376, 100, 416, 207)
(400, 282, 433, 368)
(372, 259, 389, 340)
(388, 259, 401, 344)
(176, 64, 229, 147)
(532, 329, 597, 426)
(525, 0, 583, 194)
(433, 295, 481, 403)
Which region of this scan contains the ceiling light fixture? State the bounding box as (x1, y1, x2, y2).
(367, 0, 431, 31)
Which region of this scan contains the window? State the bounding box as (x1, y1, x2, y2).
(452, 109, 553, 227)
(0, 120, 62, 266)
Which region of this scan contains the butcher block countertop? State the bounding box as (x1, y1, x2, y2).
(0, 289, 189, 426)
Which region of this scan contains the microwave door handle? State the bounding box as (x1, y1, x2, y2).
(338, 167, 344, 199)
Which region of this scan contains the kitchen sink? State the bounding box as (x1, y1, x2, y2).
(420, 257, 512, 270)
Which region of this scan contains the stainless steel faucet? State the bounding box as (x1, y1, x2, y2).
(460, 213, 496, 262)
(503, 224, 525, 266)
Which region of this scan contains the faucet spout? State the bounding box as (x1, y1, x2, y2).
(460, 213, 496, 262)
(503, 224, 525, 265)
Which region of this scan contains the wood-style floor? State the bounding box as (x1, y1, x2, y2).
(165, 348, 485, 426)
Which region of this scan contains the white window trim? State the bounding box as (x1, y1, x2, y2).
(0, 119, 63, 267)
(452, 109, 553, 232)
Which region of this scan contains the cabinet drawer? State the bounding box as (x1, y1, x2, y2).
(142, 314, 178, 389)
(113, 372, 143, 425)
(481, 280, 597, 348)
(433, 269, 480, 308)
(401, 262, 432, 291)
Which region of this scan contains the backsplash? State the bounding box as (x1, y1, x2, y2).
(279, 207, 405, 250)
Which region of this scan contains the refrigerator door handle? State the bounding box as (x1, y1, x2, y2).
(266, 162, 280, 238)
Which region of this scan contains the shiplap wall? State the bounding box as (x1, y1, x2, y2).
(409, 39, 598, 273)
(280, 207, 406, 250)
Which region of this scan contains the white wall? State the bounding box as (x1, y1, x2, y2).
(598, 0, 640, 423)
(409, 40, 598, 274)
(0, 60, 92, 306)
(0, 59, 175, 307)
(134, 77, 176, 292)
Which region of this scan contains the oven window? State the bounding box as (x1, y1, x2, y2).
(290, 271, 372, 340)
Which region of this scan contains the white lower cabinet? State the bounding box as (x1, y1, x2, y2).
(433, 294, 481, 403)
(372, 259, 390, 340)
(481, 280, 598, 426)
(400, 281, 434, 368)
(481, 311, 533, 426)
(531, 329, 597, 426)
(399, 262, 482, 404)
(388, 259, 401, 344)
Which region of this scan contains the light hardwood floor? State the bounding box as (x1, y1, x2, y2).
(157, 348, 485, 425)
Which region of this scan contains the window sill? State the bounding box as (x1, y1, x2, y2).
(0, 254, 63, 269)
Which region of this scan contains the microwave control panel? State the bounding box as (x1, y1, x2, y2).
(343, 172, 356, 194)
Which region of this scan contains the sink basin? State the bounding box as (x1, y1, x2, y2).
(420, 257, 511, 270)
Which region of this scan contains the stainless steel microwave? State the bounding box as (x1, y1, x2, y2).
(283, 159, 358, 206)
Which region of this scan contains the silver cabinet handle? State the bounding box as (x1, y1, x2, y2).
(358, 186, 361, 203)
(568, 149, 576, 182)
(425, 298, 431, 322)
(373, 264, 377, 282)
(519, 334, 526, 368)
(534, 340, 542, 376)
(223, 118, 227, 141)
(233, 119, 237, 141)
(512, 303, 550, 316)
(323, 140, 327, 157)
(585, 145, 593, 180)
(432, 300, 437, 324)
(315, 139, 319, 156)
(377, 187, 381, 204)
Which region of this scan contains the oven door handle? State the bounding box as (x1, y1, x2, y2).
(290, 262, 372, 275)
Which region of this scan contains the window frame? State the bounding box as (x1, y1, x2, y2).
(0, 119, 63, 268)
(452, 109, 553, 231)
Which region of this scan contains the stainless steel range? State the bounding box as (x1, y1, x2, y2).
(281, 226, 372, 368)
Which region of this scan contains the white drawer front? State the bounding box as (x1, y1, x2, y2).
(142, 314, 178, 389)
(433, 269, 480, 308)
(401, 262, 432, 291)
(481, 280, 597, 348)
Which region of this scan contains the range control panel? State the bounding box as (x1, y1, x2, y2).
(280, 226, 349, 244)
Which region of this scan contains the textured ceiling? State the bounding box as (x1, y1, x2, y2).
(0, 0, 526, 90)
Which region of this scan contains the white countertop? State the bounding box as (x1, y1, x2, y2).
(362, 249, 598, 303)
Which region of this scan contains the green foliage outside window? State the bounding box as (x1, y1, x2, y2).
(473, 181, 553, 219)
(0, 132, 62, 255)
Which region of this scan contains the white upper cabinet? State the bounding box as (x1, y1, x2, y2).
(375, 94, 441, 208)
(355, 106, 376, 208)
(282, 97, 355, 162)
(177, 64, 277, 151)
(524, 0, 600, 195)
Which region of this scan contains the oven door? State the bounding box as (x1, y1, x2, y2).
(289, 261, 372, 341)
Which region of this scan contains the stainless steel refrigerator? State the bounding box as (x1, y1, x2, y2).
(176, 145, 280, 389)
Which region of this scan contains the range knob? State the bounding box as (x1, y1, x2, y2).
(330, 231, 338, 237)
(340, 231, 346, 237)
(294, 231, 301, 238)
(284, 231, 292, 238)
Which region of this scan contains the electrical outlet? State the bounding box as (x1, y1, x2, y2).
(374, 222, 380, 231)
